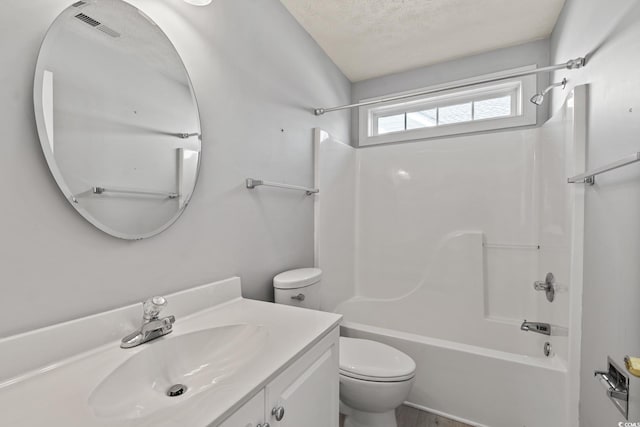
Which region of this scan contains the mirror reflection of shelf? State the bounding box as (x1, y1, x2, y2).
(176, 132, 200, 139)
(86, 186, 179, 199)
(483, 242, 540, 250)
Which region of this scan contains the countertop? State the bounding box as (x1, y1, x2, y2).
(0, 280, 341, 427)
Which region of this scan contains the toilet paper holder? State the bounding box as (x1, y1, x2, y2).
(594, 357, 629, 419)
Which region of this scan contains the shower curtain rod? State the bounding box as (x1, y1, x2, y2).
(313, 57, 586, 116)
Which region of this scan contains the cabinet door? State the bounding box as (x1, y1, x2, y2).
(266, 329, 339, 427)
(217, 390, 265, 427)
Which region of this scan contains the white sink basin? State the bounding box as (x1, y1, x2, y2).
(89, 323, 267, 420)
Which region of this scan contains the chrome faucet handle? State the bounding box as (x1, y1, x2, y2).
(141, 315, 175, 334)
(121, 296, 174, 349)
(533, 272, 555, 302)
(143, 296, 167, 321)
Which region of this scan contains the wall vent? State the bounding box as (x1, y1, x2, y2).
(74, 13, 100, 27)
(74, 13, 121, 38)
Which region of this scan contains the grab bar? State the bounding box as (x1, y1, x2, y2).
(245, 178, 319, 195)
(568, 152, 640, 185)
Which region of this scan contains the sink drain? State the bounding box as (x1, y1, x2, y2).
(166, 384, 188, 397)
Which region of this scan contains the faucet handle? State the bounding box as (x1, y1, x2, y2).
(143, 296, 167, 321)
(533, 272, 556, 302)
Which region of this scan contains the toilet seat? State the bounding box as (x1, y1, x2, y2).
(339, 337, 416, 383)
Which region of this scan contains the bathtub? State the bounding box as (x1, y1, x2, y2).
(334, 230, 570, 426)
(341, 320, 568, 427)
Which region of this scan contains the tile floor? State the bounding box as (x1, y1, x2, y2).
(395, 405, 472, 426)
(339, 405, 472, 427)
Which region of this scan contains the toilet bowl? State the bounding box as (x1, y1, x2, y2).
(339, 337, 416, 427)
(273, 269, 416, 427)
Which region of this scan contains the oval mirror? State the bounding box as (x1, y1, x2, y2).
(33, 0, 201, 240)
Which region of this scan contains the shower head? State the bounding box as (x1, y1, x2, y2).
(530, 93, 545, 106)
(530, 78, 568, 106)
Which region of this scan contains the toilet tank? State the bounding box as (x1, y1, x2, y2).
(273, 268, 322, 310)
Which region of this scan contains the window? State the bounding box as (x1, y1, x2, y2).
(374, 92, 514, 135)
(359, 69, 537, 146)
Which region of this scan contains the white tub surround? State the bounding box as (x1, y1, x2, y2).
(314, 87, 587, 427)
(0, 277, 341, 427)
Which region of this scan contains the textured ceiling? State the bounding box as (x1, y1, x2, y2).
(280, 0, 566, 82)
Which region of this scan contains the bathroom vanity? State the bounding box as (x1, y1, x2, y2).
(0, 277, 341, 426)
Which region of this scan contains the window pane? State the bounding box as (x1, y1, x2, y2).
(377, 114, 405, 135)
(438, 103, 472, 125)
(474, 96, 512, 120)
(407, 109, 437, 130)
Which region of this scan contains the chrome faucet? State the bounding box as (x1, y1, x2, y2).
(520, 320, 551, 336)
(121, 296, 176, 349)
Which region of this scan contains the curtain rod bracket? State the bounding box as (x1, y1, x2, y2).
(566, 57, 586, 69)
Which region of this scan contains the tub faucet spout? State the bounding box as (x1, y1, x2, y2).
(520, 320, 551, 336)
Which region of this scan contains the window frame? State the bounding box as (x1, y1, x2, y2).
(358, 66, 538, 146)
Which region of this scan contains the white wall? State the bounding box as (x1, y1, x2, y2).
(350, 39, 551, 145)
(0, 0, 350, 338)
(550, 0, 640, 424)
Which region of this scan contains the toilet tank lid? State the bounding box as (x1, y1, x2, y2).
(273, 268, 322, 289)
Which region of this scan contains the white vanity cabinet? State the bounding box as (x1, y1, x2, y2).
(218, 391, 266, 427)
(265, 330, 339, 427)
(216, 328, 339, 427)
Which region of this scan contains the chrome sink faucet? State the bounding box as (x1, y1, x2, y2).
(520, 320, 551, 336)
(121, 296, 176, 349)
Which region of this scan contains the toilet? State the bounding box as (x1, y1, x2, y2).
(274, 268, 416, 427)
(273, 267, 322, 310)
